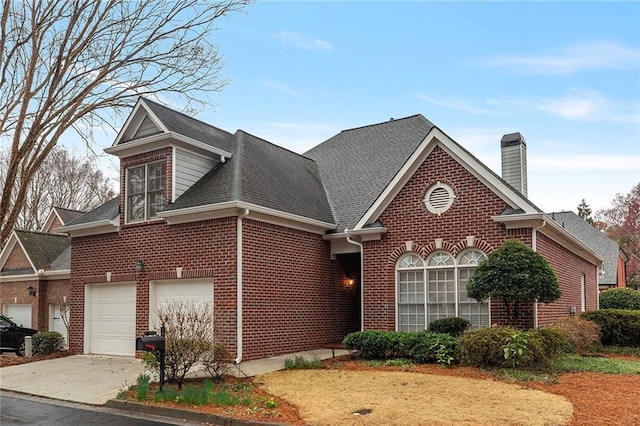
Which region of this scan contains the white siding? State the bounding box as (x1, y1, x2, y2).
(175, 148, 218, 199)
(501, 144, 527, 196)
(133, 115, 161, 139)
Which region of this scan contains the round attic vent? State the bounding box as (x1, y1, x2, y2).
(424, 181, 455, 215)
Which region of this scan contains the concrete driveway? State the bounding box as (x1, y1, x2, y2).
(0, 355, 144, 405)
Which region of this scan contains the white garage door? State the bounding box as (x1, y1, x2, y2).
(3, 304, 32, 328)
(149, 279, 213, 330)
(86, 283, 136, 356)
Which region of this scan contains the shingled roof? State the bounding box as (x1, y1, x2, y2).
(11, 230, 70, 272)
(166, 130, 335, 224)
(549, 211, 621, 285)
(141, 98, 236, 154)
(54, 207, 85, 224)
(64, 197, 120, 227)
(305, 115, 435, 230)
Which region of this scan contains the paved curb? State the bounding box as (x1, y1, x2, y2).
(105, 399, 288, 426)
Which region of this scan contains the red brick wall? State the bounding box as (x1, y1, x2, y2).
(242, 220, 357, 360)
(69, 217, 237, 355)
(48, 216, 64, 233)
(363, 145, 515, 330)
(536, 232, 598, 326)
(1, 243, 32, 271)
(0, 278, 70, 331)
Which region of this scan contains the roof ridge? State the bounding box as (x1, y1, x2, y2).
(15, 229, 70, 238)
(235, 129, 317, 163)
(141, 97, 234, 138)
(339, 114, 427, 134)
(53, 206, 86, 213)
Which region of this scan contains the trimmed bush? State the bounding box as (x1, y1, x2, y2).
(427, 317, 471, 337)
(552, 317, 601, 352)
(32, 331, 65, 355)
(458, 327, 516, 367)
(582, 309, 640, 347)
(600, 288, 640, 310)
(458, 326, 566, 368)
(342, 331, 457, 364)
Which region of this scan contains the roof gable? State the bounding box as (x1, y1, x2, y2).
(549, 211, 620, 284)
(0, 230, 70, 276)
(41, 207, 86, 233)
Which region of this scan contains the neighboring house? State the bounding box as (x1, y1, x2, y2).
(549, 211, 627, 292)
(0, 207, 83, 343)
(60, 98, 602, 361)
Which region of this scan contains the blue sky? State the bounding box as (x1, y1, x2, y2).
(95, 1, 640, 214)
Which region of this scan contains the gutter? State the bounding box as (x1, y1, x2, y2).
(531, 220, 546, 329)
(345, 230, 364, 331)
(234, 209, 250, 365)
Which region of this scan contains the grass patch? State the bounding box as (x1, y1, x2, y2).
(363, 358, 414, 368)
(492, 368, 558, 384)
(284, 355, 321, 370)
(552, 353, 640, 375)
(585, 345, 640, 357)
(136, 374, 150, 401)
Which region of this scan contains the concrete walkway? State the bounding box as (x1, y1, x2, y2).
(0, 348, 349, 405)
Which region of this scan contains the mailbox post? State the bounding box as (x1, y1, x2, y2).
(136, 327, 166, 390)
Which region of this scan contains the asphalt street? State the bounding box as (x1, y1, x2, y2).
(0, 392, 201, 426)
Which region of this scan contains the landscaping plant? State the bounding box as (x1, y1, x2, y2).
(581, 309, 640, 347)
(427, 317, 471, 337)
(551, 317, 601, 352)
(32, 331, 65, 355)
(599, 288, 640, 310)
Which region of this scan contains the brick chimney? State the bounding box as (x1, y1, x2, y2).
(501, 132, 527, 197)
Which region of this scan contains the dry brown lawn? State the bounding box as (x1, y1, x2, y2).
(259, 369, 573, 425)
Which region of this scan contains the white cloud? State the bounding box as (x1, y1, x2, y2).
(489, 89, 640, 123)
(272, 31, 332, 51)
(478, 41, 640, 75)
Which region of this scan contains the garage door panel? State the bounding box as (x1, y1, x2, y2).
(150, 279, 213, 329)
(4, 304, 32, 328)
(88, 283, 135, 356)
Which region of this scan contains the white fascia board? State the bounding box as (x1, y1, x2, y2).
(0, 273, 39, 282)
(112, 99, 170, 147)
(105, 132, 232, 161)
(57, 218, 120, 238)
(0, 232, 19, 270)
(41, 269, 71, 280)
(492, 213, 602, 265)
(158, 201, 336, 235)
(0, 231, 38, 273)
(40, 209, 60, 233)
(354, 127, 538, 230)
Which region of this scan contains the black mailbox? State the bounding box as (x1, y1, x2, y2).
(136, 335, 165, 352)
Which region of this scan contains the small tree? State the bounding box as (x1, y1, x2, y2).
(577, 199, 594, 225)
(466, 239, 561, 327)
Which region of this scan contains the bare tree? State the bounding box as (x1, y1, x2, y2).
(0, 146, 116, 231)
(0, 0, 253, 246)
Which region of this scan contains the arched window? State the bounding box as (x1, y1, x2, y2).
(396, 249, 490, 331)
(397, 254, 425, 332)
(457, 250, 490, 328)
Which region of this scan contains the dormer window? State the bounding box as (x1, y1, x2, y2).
(126, 162, 166, 222)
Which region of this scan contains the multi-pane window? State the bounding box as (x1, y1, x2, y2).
(397, 250, 489, 331)
(126, 163, 166, 222)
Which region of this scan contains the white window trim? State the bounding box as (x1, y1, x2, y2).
(395, 249, 490, 331)
(125, 161, 166, 224)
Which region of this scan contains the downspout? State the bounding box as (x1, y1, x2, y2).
(531, 220, 546, 328)
(234, 209, 250, 364)
(346, 231, 364, 331)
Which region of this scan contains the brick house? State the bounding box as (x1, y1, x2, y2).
(0, 207, 83, 343)
(59, 98, 602, 361)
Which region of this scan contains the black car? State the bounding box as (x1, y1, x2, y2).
(0, 314, 38, 356)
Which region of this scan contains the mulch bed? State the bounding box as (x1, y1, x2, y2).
(3, 353, 639, 424)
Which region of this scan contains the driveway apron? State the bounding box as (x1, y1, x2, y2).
(0, 355, 144, 405)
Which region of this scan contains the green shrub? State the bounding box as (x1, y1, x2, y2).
(32, 331, 64, 355)
(458, 326, 565, 368)
(458, 327, 516, 367)
(527, 328, 566, 366)
(600, 288, 640, 310)
(552, 317, 601, 352)
(427, 317, 471, 337)
(342, 330, 457, 364)
(135, 374, 150, 401)
(582, 309, 640, 347)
